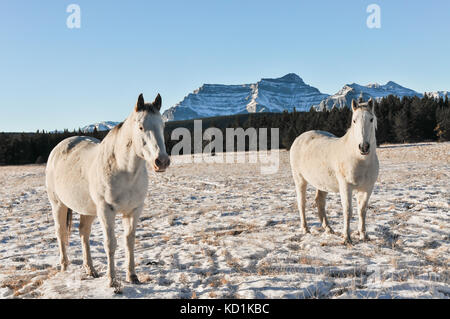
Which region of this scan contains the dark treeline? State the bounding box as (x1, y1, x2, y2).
(0, 128, 108, 165)
(0, 94, 448, 165)
(166, 94, 449, 153)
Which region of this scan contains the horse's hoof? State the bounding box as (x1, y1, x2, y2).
(84, 266, 99, 278)
(342, 237, 353, 246)
(111, 281, 122, 294)
(300, 227, 310, 234)
(324, 226, 334, 234)
(359, 232, 370, 242)
(127, 274, 141, 285)
(109, 278, 122, 292)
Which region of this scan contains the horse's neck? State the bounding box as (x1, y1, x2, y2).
(100, 118, 146, 174)
(341, 128, 355, 147)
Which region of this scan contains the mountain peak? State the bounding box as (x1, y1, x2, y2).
(266, 73, 304, 84)
(259, 73, 305, 84)
(314, 81, 422, 111)
(81, 121, 120, 133)
(385, 80, 402, 88)
(162, 73, 328, 121)
(280, 73, 303, 81)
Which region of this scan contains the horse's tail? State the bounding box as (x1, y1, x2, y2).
(66, 208, 73, 244)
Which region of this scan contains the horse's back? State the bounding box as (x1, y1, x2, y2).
(290, 130, 341, 192)
(47, 136, 100, 169)
(293, 130, 336, 146)
(290, 130, 338, 161)
(46, 136, 100, 215)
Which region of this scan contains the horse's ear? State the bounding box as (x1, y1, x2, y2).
(135, 93, 145, 112)
(152, 93, 162, 111)
(368, 98, 374, 112)
(351, 99, 358, 112)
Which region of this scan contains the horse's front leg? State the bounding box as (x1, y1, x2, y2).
(338, 180, 353, 245)
(122, 206, 142, 284)
(356, 189, 372, 241)
(97, 203, 118, 287)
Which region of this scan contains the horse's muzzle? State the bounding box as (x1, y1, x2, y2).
(153, 155, 170, 172)
(359, 142, 370, 155)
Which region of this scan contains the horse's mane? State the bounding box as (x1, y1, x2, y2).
(106, 121, 124, 138)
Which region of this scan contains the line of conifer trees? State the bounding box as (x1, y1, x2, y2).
(248, 94, 449, 150)
(0, 94, 448, 165)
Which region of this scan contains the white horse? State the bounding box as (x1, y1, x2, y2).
(45, 93, 170, 287)
(290, 99, 379, 245)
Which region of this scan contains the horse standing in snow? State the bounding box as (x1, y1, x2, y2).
(45, 93, 170, 287)
(290, 99, 379, 245)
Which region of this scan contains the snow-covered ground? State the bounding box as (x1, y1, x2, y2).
(0, 142, 449, 299)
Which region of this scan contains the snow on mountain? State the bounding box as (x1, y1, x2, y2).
(81, 121, 121, 133)
(425, 91, 449, 99)
(162, 73, 329, 121)
(80, 76, 448, 127)
(314, 81, 423, 111)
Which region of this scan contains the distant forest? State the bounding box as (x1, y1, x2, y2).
(0, 95, 449, 165)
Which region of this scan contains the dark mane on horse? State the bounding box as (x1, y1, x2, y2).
(104, 121, 124, 139)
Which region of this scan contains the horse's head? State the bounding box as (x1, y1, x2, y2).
(131, 93, 170, 172)
(351, 98, 377, 156)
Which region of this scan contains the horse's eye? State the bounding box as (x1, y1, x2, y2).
(353, 120, 356, 124)
(370, 118, 373, 123)
(139, 126, 144, 131)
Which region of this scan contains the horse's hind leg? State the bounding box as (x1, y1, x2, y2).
(293, 173, 309, 234)
(79, 215, 99, 278)
(315, 190, 334, 234)
(49, 199, 70, 271)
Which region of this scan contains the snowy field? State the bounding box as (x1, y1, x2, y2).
(0, 142, 449, 299)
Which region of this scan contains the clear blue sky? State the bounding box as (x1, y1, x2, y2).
(1, 0, 449, 132)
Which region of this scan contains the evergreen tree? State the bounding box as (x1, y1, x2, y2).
(282, 125, 297, 150)
(435, 107, 450, 141)
(93, 127, 100, 139)
(393, 106, 411, 143)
